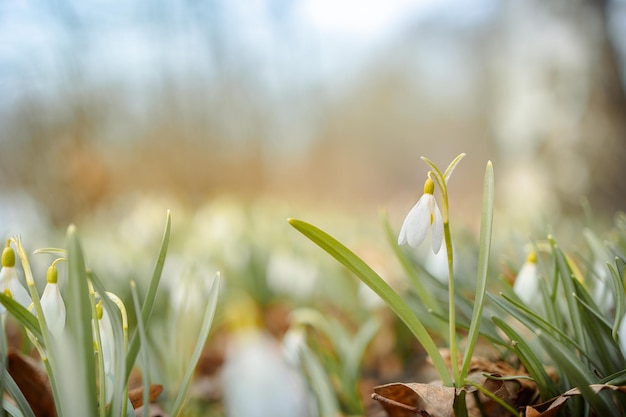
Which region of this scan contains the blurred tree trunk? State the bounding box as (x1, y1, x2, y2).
(581, 0, 626, 217)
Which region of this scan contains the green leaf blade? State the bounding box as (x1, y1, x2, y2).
(126, 210, 171, 380)
(460, 161, 494, 381)
(170, 273, 220, 417)
(288, 218, 452, 386)
(65, 224, 98, 417)
(0, 295, 42, 341)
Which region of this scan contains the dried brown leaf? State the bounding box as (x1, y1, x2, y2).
(374, 356, 541, 417)
(524, 384, 626, 417)
(8, 350, 164, 416)
(372, 382, 455, 417)
(128, 384, 164, 409)
(8, 350, 57, 417)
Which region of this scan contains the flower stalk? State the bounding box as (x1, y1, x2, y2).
(398, 153, 465, 386)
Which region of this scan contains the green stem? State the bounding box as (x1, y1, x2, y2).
(89, 287, 106, 417)
(13, 238, 64, 416)
(443, 222, 460, 386)
(466, 380, 521, 416)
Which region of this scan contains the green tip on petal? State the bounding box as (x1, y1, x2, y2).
(47, 264, 58, 284)
(96, 300, 103, 320)
(423, 178, 435, 195)
(1, 245, 15, 268)
(4, 288, 12, 299)
(526, 250, 537, 264)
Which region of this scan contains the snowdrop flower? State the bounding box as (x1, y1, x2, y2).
(40, 262, 66, 339)
(398, 177, 444, 254)
(512, 250, 539, 305)
(0, 242, 31, 312)
(94, 301, 115, 403)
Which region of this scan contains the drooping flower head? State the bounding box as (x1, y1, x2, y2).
(40, 261, 66, 339)
(0, 241, 32, 312)
(398, 177, 444, 254)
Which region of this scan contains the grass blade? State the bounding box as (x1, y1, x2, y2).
(608, 261, 626, 341)
(492, 316, 560, 400)
(343, 317, 379, 390)
(549, 237, 585, 349)
(65, 225, 98, 417)
(539, 330, 618, 417)
(130, 281, 150, 417)
(170, 273, 220, 416)
(299, 343, 340, 417)
(489, 293, 586, 356)
(126, 210, 171, 380)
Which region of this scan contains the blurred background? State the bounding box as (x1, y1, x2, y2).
(2, 0, 626, 235)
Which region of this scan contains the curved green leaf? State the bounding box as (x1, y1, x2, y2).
(65, 224, 98, 417)
(126, 210, 171, 380)
(0, 295, 42, 342)
(288, 218, 451, 386)
(170, 273, 220, 416)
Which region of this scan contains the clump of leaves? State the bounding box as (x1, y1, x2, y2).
(289, 154, 626, 417)
(288, 308, 380, 416)
(0, 211, 220, 417)
(490, 226, 626, 416)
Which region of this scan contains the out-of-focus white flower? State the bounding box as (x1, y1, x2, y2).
(221, 295, 313, 417)
(266, 252, 317, 299)
(512, 250, 539, 305)
(40, 263, 66, 339)
(398, 178, 443, 254)
(281, 328, 307, 367)
(425, 243, 457, 284)
(591, 261, 614, 315)
(0, 243, 31, 312)
(222, 330, 313, 417)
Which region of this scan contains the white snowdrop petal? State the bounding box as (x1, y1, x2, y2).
(431, 199, 444, 254)
(397, 199, 423, 245)
(512, 262, 539, 305)
(397, 221, 408, 245)
(404, 197, 431, 248)
(398, 193, 446, 253)
(0, 267, 32, 309)
(41, 283, 66, 338)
